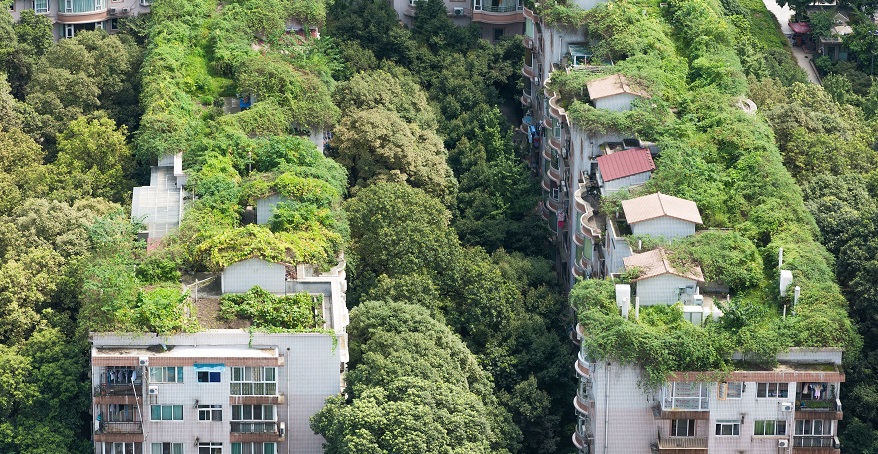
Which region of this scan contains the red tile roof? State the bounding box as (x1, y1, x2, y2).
(597, 148, 655, 182)
(789, 22, 812, 34)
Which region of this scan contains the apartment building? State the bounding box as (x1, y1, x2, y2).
(7, 0, 150, 39)
(522, 3, 843, 453)
(390, 0, 525, 41)
(91, 330, 343, 454)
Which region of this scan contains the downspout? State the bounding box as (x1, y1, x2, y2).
(604, 362, 610, 454)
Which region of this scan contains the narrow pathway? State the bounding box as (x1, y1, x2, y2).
(761, 0, 822, 84)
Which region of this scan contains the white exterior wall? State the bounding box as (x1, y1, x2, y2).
(634, 274, 698, 306)
(589, 362, 661, 453)
(709, 382, 795, 454)
(256, 194, 287, 226)
(601, 171, 652, 195)
(631, 216, 696, 239)
(91, 331, 341, 454)
(604, 221, 631, 276)
(593, 93, 639, 112)
(221, 258, 286, 294)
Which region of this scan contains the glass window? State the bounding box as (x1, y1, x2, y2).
(151, 443, 183, 454)
(718, 382, 742, 399)
(32, 0, 48, 13)
(230, 367, 276, 396)
(754, 420, 786, 435)
(198, 405, 222, 421)
(150, 367, 183, 383)
(715, 422, 740, 436)
(198, 371, 221, 383)
(231, 444, 276, 454)
(671, 419, 695, 437)
(198, 443, 222, 454)
(756, 382, 788, 398)
(151, 405, 183, 421)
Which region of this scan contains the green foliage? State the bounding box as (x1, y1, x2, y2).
(135, 287, 195, 334)
(671, 230, 764, 290)
(220, 286, 321, 329)
(135, 257, 182, 284)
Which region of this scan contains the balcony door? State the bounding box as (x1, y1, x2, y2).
(671, 419, 696, 437)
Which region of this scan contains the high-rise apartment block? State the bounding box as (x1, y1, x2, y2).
(7, 0, 151, 39)
(521, 3, 844, 453)
(390, 0, 526, 41)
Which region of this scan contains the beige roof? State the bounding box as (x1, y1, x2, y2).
(623, 248, 704, 282)
(621, 192, 703, 225)
(586, 74, 648, 100)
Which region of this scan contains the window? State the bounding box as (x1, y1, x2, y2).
(796, 420, 830, 436)
(493, 28, 504, 41)
(32, 0, 48, 13)
(198, 371, 221, 383)
(232, 405, 276, 433)
(756, 382, 789, 398)
(715, 421, 740, 436)
(407, 0, 415, 5)
(150, 367, 183, 383)
(150, 405, 183, 421)
(552, 116, 561, 138)
(108, 442, 142, 454)
(198, 443, 222, 454)
(671, 419, 696, 437)
(199, 405, 222, 421)
(231, 443, 276, 454)
(718, 382, 743, 399)
(230, 367, 276, 396)
(9, 1, 15, 11)
(110, 18, 119, 30)
(105, 404, 136, 422)
(754, 420, 786, 436)
(662, 382, 709, 411)
(151, 443, 183, 454)
(105, 366, 138, 385)
(64, 24, 74, 38)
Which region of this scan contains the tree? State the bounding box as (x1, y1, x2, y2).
(51, 114, 133, 202)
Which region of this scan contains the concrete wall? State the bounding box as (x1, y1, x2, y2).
(221, 258, 286, 295)
(601, 171, 651, 195)
(256, 194, 287, 226)
(604, 221, 631, 276)
(589, 362, 661, 454)
(631, 216, 696, 239)
(92, 331, 341, 454)
(593, 93, 639, 112)
(634, 274, 698, 306)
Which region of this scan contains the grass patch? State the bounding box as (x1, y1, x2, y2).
(738, 0, 790, 51)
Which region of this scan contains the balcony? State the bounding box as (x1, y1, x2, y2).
(95, 380, 143, 396)
(573, 394, 589, 416)
(231, 421, 278, 433)
(471, 4, 524, 24)
(575, 353, 590, 378)
(97, 421, 142, 434)
(548, 137, 563, 153)
(547, 164, 561, 184)
(522, 34, 533, 49)
(793, 436, 840, 453)
(521, 89, 532, 106)
(572, 430, 592, 451)
(545, 196, 560, 214)
(657, 435, 708, 452)
(541, 145, 552, 161)
(795, 397, 843, 420)
(522, 64, 536, 80)
(572, 263, 586, 278)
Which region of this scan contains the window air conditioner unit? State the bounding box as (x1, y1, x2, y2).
(453, 7, 464, 15)
(108, 7, 116, 14)
(148, 386, 159, 395)
(279, 422, 286, 437)
(121, 7, 129, 12)
(778, 440, 789, 448)
(781, 402, 793, 412)
(139, 356, 149, 366)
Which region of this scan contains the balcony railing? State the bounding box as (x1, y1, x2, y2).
(95, 381, 143, 396)
(475, 4, 522, 12)
(231, 422, 278, 433)
(657, 436, 708, 449)
(796, 399, 838, 411)
(793, 436, 839, 448)
(97, 421, 143, 434)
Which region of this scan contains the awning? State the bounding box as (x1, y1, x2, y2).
(789, 22, 812, 34)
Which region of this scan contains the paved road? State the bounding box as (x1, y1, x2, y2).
(762, 0, 822, 84)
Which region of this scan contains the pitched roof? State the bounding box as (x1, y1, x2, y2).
(596, 148, 655, 182)
(586, 74, 648, 100)
(623, 248, 704, 282)
(621, 192, 703, 225)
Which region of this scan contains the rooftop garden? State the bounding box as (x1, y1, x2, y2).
(563, 0, 858, 386)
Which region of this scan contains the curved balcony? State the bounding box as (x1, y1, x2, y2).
(573, 184, 602, 240)
(546, 196, 560, 214)
(572, 264, 586, 278)
(576, 323, 585, 338)
(522, 64, 536, 80)
(523, 6, 537, 20)
(521, 88, 532, 106)
(541, 173, 552, 191)
(472, 7, 524, 25)
(520, 123, 530, 135)
(522, 34, 533, 49)
(542, 146, 552, 161)
(575, 353, 590, 378)
(540, 201, 551, 220)
(57, 9, 108, 23)
(573, 394, 589, 416)
(549, 136, 563, 153)
(542, 116, 552, 129)
(572, 431, 589, 450)
(547, 164, 561, 184)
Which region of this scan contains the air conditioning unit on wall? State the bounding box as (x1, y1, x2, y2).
(778, 440, 789, 448)
(139, 356, 149, 366)
(148, 386, 159, 395)
(453, 7, 464, 15)
(781, 402, 793, 412)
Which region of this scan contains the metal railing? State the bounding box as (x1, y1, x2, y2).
(96, 380, 143, 396)
(657, 436, 708, 449)
(97, 421, 143, 434)
(475, 4, 522, 12)
(793, 435, 839, 448)
(231, 421, 278, 433)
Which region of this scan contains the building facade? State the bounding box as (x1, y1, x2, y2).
(389, 0, 525, 41)
(91, 330, 344, 454)
(8, 0, 150, 39)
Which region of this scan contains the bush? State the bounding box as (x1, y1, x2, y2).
(219, 286, 321, 329)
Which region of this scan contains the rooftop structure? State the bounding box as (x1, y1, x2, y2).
(622, 193, 703, 225)
(131, 154, 186, 242)
(586, 74, 648, 101)
(623, 247, 704, 283)
(596, 148, 656, 182)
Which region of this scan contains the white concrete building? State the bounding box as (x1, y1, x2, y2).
(91, 331, 343, 454)
(595, 147, 656, 195)
(8, 0, 151, 39)
(389, 0, 525, 42)
(585, 73, 648, 112)
(622, 247, 704, 306)
(622, 192, 703, 239)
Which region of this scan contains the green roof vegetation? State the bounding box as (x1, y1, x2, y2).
(568, 0, 858, 386)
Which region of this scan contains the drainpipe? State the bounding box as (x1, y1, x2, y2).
(604, 362, 610, 454)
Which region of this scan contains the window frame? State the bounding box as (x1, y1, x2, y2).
(796, 419, 831, 436)
(150, 405, 183, 421)
(151, 443, 184, 454)
(198, 404, 223, 421)
(149, 367, 183, 384)
(756, 382, 789, 398)
(671, 419, 696, 437)
(230, 367, 277, 396)
(197, 370, 221, 383)
(198, 442, 222, 454)
(231, 443, 276, 454)
(754, 420, 787, 436)
(718, 382, 743, 399)
(232, 404, 276, 422)
(715, 421, 740, 436)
